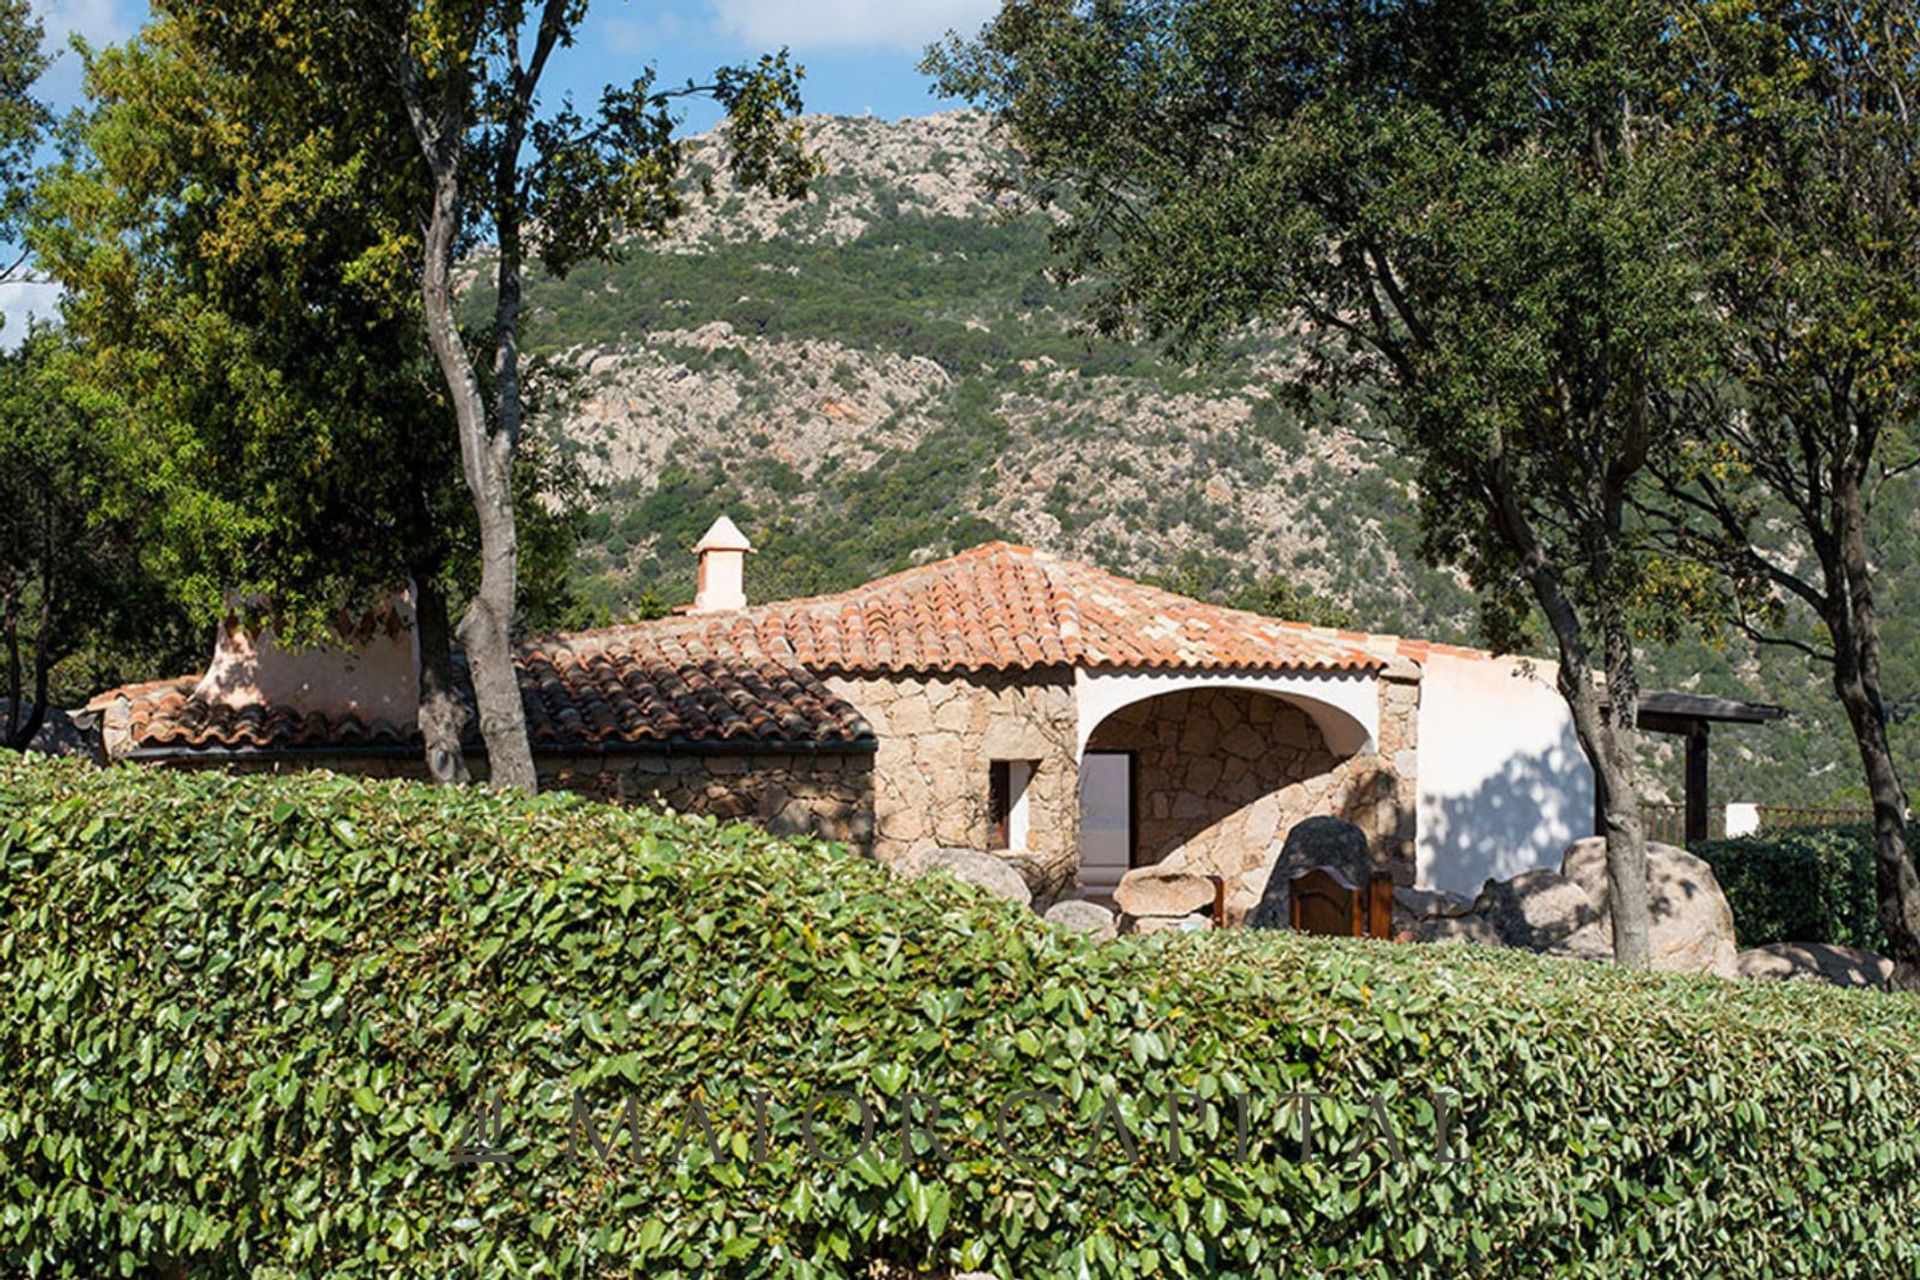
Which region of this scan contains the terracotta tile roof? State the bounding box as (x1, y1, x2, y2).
(93, 543, 1497, 757)
(96, 635, 873, 756)
(590, 546, 1519, 677)
(580, 542, 1387, 675)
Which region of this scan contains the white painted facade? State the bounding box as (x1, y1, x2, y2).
(194, 596, 421, 725)
(1413, 652, 1595, 895)
(1071, 660, 1601, 897)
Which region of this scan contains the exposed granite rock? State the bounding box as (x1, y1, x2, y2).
(1115, 864, 1218, 919)
(1736, 942, 1893, 990)
(1044, 898, 1119, 940)
(1561, 838, 1740, 977)
(892, 847, 1032, 907)
(1469, 869, 1601, 951)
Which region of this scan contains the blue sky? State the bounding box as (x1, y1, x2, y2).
(2, 0, 999, 333)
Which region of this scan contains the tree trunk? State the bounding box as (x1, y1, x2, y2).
(1551, 634, 1653, 968)
(413, 574, 471, 785)
(410, 114, 538, 792)
(1832, 664, 1920, 988)
(1830, 471, 1920, 988)
(3, 577, 21, 750)
(1485, 458, 1653, 967)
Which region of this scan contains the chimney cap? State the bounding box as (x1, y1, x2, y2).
(695, 515, 753, 554)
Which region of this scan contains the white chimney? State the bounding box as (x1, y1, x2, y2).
(692, 515, 753, 613)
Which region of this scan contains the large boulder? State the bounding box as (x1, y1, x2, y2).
(1416, 914, 1506, 947)
(1044, 898, 1119, 940)
(892, 847, 1032, 908)
(1545, 920, 1616, 964)
(1560, 838, 1739, 977)
(1393, 885, 1472, 937)
(1247, 816, 1373, 930)
(1469, 869, 1602, 951)
(2, 702, 87, 756)
(1115, 864, 1217, 919)
(1395, 886, 1474, 920)
(1736, 942, 1894, 990)
(1129, 914, 1213, 936)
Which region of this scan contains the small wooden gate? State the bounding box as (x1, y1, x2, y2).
(1289, 866, 1394, 940)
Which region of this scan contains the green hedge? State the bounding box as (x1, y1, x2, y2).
(5, 755, 1920, 1278)
(1695, 825, 1886, 951)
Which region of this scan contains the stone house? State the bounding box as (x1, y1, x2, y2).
(90, 519, 1710, 910)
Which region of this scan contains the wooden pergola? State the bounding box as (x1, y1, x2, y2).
(1633, 691, 1787, 845)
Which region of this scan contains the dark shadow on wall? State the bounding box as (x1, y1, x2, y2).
(1420, 721, 1595, 897)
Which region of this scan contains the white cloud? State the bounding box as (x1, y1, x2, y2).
(708, 0, 998, 52)
(34, 0, 137, 48)
(31, 0, 144, 107)
(0, 278, 61, 348)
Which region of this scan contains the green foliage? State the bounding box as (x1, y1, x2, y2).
(0, 328, 197, 740)
(32, 13, 460, 630)
(31, 8, 589, 641)
(1146, 552, 1356, 630)
(929, 0, 1722, 654)
(1697, 826, 1889, 952)
(0, 0, 47, 246)
(7, 758, 1920, 1277)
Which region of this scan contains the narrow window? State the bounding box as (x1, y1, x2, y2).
(989, 760, 1036, 851)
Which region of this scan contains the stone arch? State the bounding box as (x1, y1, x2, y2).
(1073, 673, 1409, 907)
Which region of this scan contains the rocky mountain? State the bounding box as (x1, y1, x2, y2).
(491, 110, 1919, 811)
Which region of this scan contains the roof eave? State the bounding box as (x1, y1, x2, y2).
(124, 734, 879, 762)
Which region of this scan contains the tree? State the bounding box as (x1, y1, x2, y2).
(0, 0, 47, 280)
(33, 8, 576, 783)
(0, 326, 196, 749)
(0, 6, 186, 748)
(1653, 0, 1920, 988)
(931, 0, 1717, 964)
(366, 1, 813, 790)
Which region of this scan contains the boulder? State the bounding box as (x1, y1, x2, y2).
(1470, 869, 1601, 951)
(1560, 838, 1740, 977)
(2, 702, 87, 756)
(1044, 898, 1119, 940)
(1416, 914, 1505, 947)
(1736, 942, 1894, 990)
(1544, 920, 1616, 963)
(1246, 816, 1373, 930)
(1129, 914, 1214, 936)
(1394, 886, 1474, 920)
(1115, 864, 1217, 919)
(892, 847, 1032, 907)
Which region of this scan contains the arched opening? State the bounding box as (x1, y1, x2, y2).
(1075, 683, 1392, 903)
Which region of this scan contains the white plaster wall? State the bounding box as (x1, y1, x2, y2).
(1074, 668, 1378, 757)
(1414, 653, 1594, 895)
(194, 594, 420, 723)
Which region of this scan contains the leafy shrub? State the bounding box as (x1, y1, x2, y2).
(5, 757, 1920, 1277)
(1696, 824, 1887, 951)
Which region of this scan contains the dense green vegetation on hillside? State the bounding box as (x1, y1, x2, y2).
(502, 213, 1482, 630)
(8, 757, 1920, 1277)
(486, 125, 1920, 810)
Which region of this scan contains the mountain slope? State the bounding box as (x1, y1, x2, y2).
(498, 110, 1919, 810)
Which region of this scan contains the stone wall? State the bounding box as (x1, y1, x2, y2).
(1375, 670, 1421, 873)
(134, 747, 875, 849)
(825, 668, 1080, 894)
(540, 752, 873, 848)
(1086, 682, 1418, 913)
